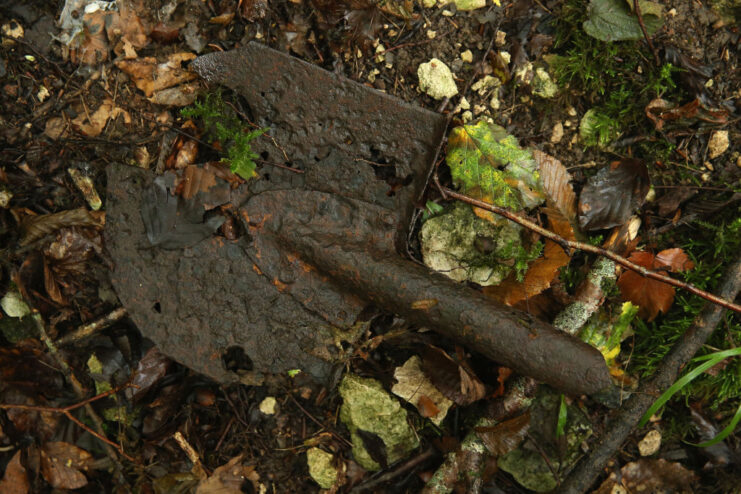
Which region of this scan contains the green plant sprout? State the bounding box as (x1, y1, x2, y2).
(556, 394, 568, 438)
(181, 91, 267, 180)
(639, 347, 741, 446)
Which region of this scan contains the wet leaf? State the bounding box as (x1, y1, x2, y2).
(71, 98, 131, 137)
(20, 209, 102, 246)
(594, 458, 696, 494)
(584, 0, 663, 42)
(475, 411, 531, 456)
(115, 53, 198, 98)
(578, 159, 650, 231)
(40, 442, 92, 489)
(0, 450, 29, 494)
(617, 248, 693, 320)
(645, 98, 729, 131)
(128, 347, 171, 402)
(447, 120, 545, 211)
(195, 454, 260, 494)
(392, 356, 453, 425)
(421, 346, 486, 406)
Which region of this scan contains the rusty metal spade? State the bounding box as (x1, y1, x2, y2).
(105, 42, 616, 400)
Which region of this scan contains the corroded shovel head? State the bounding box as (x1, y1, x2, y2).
(106, 42, 448, 384)
(106, 43, 615, 398)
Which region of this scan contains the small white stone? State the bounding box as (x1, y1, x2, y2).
(495, 30, 507, 46)
(551, 122, 564, 143)
(417, 58, 458, 100)
(442, 9, 454, 16)
(567, 106, 577, 117)
(37, 86, 50, 102)
(426, 30, 437, 39)
(388, 29, 397, 37)
(259, 397, 278, 415)
(489, 94, 500, 110)
(638, 429, 662, 456)
(1, 291, 30, 318)
(462, 110, 473, 122)
(705, 79, 714, 88)
(456, 96, 471, 111)
(460, 50, 473, 63)
(564, 120, 572, 128)
(667, 7, 677, 16)
(499, 51, 511, 64)
(704, 161, 714, 171)
(708, 130, 729, 159)
(473, 104, 486, 115)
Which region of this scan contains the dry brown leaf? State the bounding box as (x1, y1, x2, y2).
(20, 209, 102, 246)
(484, 239, 569, 306)
(77, 10, 109, 65)
(71, 98, 130, 137)
(475, 411, 531, 457)
(44, 117, 68, 140)
(195, 454, 260, 494)
(106, 0, 149, 57)
(40, 442, 92, 489)
(617, 248, 693, 321)
(0, 450, 30, 494)
(148, 81, 201, 107)
(535, 150, 578, 233)
(115, 53, 197, 98)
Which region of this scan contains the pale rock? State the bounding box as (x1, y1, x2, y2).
(551, 122, 564, 143)
(460, 49, 473, 63)
(417, 58, 458, 99)
(638, 429, 662, 456)
(495, 30, 507, 46)
(708, 130, 729, 159)
(454, 0, 486, 10)
(259, 397, 278, 415)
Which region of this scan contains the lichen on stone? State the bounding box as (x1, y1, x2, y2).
(339, 373, 419, 471)
(417, 58, 458, 100)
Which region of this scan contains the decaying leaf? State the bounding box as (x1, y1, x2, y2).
(584, 0, 663, 42)
(594, 458, 696, 494)
(127, 347, 172, 401)
(392, 355, 454, 425)
(20, 209, 102, 246)
(0, 450, 29, 494)
(40, 442, 93, 489)
(475, 411, 531, 456)
(71, 98, 131, 137)
(421, 346, 486, 406)
(617, 248, 694, 320)
(484, 239, 569, 306)
(646, 98, 729, 131)
(578, 159, 650, 231)
(195, 454, 260, 494)
(115, 53, 198, 98)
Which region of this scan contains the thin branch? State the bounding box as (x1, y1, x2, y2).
(0, 380, 137, 462)
(559, 251, 741, 493)
(633, 0, 660, 66)
(437, 186, 741, 314)
(56, 307, 128, 346)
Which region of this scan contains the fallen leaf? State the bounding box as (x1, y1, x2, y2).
(584, 0, 663, 42)
(646, 98, 729, 131)
(20, 209, 102, 246)
(578, 159, 650, 231)
(475, 411, 531, 456)
(392, 356, 454, 425)
(417, 395, 441, 418)
(106, 0, 149, 57)
(115, 53, 198, 98)
(617, 248, 694, 320)
(71, 98, 130, 137)
(0, 450, 30, 494)
(127, 347, 172, 402)
(484, 239, 569, 306)
(421, 346, 486, 406)
(594, 458, 696, 494)
(535, 150, 578, 234)
(195, 454, 260, 494)
(40, 442, 92, 489)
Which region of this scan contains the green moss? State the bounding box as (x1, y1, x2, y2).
(181, 91, 267, 180)
(629, 213, 741, 412)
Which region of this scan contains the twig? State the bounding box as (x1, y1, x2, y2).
(350, 446, 438, 493)
(286, 393, 353, 448)
(0, 376, 137, 463)
(558, 251, 741, 494)
(633, 0, 660, 66)
(31, 312, 135, 470)
(173, 431, 209, 478)
(56, 307, 128, 346)
(437, 186, 741, 314)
